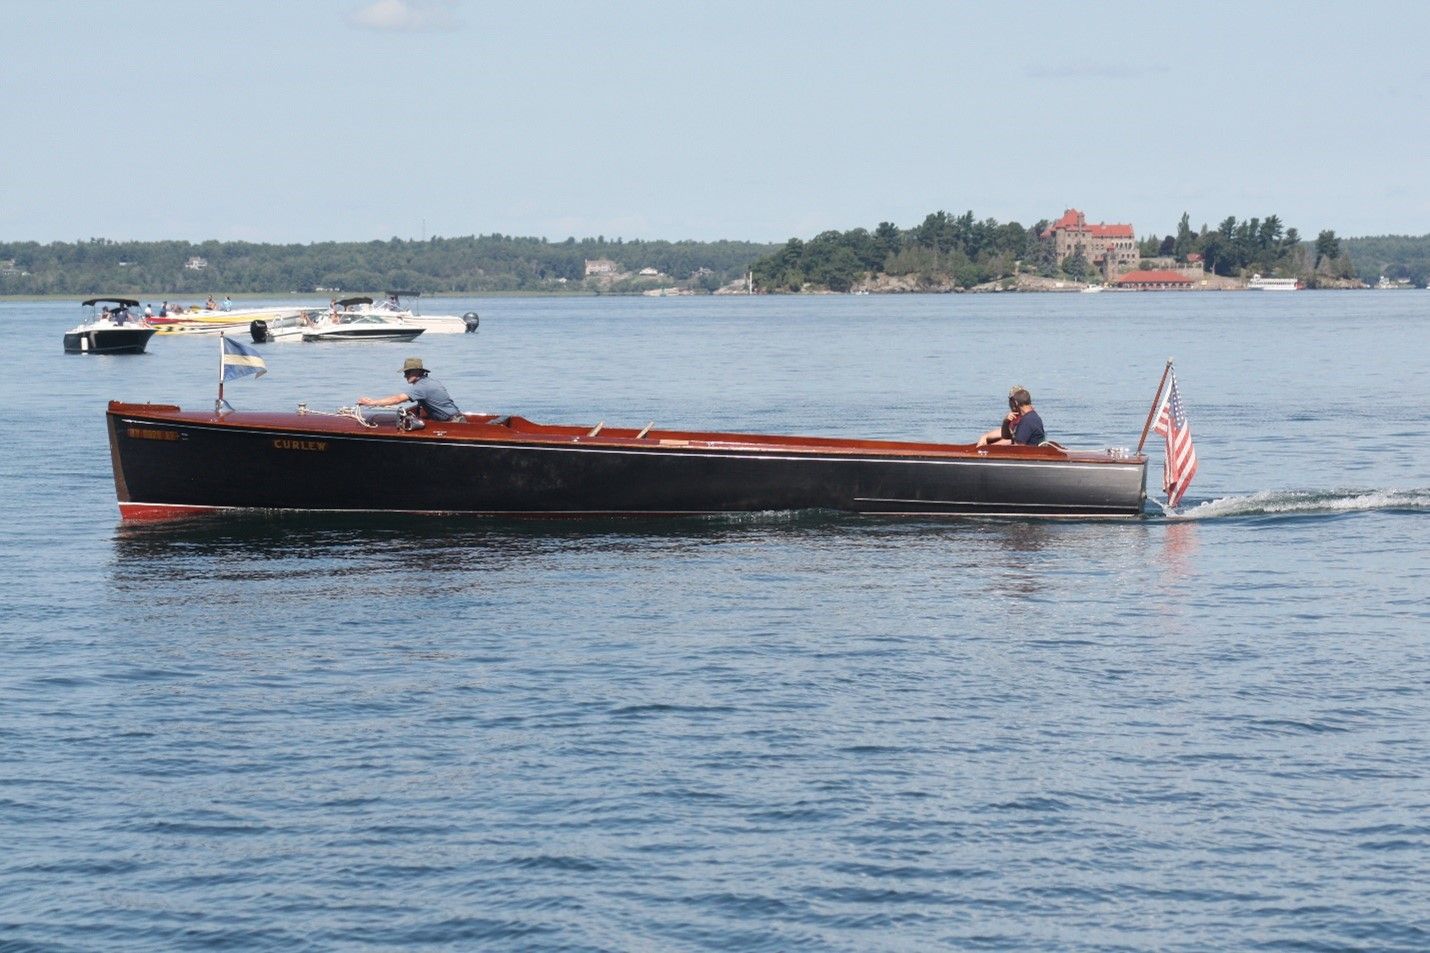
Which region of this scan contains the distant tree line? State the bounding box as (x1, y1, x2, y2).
(8, 221, 1422, 298)
(1138, 213, 1303, 276)
(1136, 213, 1360, 283)
(749, 209, 1377, 292)
(752, 211, 1046, 292)
(1340, 234, 1430, 287)
(0, 234, 777, 296)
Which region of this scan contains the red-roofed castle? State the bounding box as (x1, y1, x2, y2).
(1042, 209, 1138, 277)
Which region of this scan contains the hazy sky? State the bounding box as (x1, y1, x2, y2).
(4, 0, 1428, 244)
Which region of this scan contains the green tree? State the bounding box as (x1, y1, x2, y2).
(1063, 249, 1091, 281)
(1173, 212, 1194, 259)
(874, 221, 902, 264)
(994, 221, 1027, 259)
(1258, 215, 1283, 248)
(1200, 232, 1226, 275)
(1315, 229, 1341, 269)
(914, 211, 955, 253)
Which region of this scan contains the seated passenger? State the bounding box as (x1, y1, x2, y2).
(357, 357, 467, 423)
(977, 387, 1045, 447)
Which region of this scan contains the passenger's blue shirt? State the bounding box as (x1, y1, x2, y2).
(1012, 409, 1045, 445)
(405, 376, 462, 421)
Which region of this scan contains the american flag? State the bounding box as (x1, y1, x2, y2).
(1153, 372, 1197, 508)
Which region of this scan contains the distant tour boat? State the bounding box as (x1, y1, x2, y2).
(1247, 274, 1302, 291)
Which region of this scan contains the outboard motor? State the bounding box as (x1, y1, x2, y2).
(462, 311, 480, 332)
(250, 319, 269, 343)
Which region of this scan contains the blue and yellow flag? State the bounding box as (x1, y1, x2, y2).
(221, 335, 267, 381)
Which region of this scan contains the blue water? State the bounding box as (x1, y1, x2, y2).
(2, 292, 1428, 951)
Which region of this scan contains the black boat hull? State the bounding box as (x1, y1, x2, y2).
(108, 405, 1148, 520)
(65, 327, 157, 354)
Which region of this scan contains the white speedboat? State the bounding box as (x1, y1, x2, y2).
(375, 291, 479, 334)
(250, 310, 322, 342)
(301, 309, 425, 343)
(152, 305, 314, 335)
(64, 298, 158, 354)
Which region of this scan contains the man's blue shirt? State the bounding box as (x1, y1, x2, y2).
(405, 376, 462, 421)
(1012, 409, 1045, 445)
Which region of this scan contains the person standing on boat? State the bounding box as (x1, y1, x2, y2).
(357, 357, 467, 422)
(977, 387, 1045, 447)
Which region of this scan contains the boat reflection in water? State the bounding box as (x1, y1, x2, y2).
(110, 508, 834, 567)
(107, 400, 1149, 522)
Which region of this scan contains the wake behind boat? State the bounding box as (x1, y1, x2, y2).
(106, 401, 1148, 521)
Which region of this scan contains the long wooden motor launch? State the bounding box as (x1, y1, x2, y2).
(106, 401, 1149, 521)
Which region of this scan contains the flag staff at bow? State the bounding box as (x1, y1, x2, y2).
(1136, 359, 1198, 509)
(216, 332, 267, 414)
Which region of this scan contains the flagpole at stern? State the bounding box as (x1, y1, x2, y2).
(216, 332, 226, 415)
(1136, 358, 1174, 454)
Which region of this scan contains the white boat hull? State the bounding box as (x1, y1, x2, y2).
(153, 307, 314, 335)
(402, 315, 473, 334)
(301, 321, 425, 343)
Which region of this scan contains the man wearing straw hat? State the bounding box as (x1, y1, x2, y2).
(358, 357, 467, 422)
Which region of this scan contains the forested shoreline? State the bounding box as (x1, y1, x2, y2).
(749, 212, 1428, 292)
(2, 223, 1427, 296)
(0, 235, 775, 297)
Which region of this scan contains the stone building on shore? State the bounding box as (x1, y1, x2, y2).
(1042, 209, 1138, 278)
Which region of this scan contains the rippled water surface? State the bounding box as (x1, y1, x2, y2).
(2, 293, 1428, 951)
